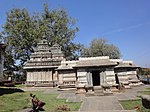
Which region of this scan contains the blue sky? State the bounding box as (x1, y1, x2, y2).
(0, 0, 150, 67)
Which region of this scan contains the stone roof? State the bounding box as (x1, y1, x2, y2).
(110, 59, 139, 68)
(57, 61, 78, 70)
(57, 66, 74, 70)
(24, 66, 57, 69)
(115, 62, 138, 68)
(74, 59, 117, 68)
(24, 39, 64, 70)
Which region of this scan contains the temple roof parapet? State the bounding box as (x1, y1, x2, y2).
(79, 56, 110, 61)
(110, 59, 138, 68)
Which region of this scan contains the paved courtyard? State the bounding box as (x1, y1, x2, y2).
(18, 85, 150, 112)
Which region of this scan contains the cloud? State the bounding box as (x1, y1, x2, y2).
(100, 22, 150, 36)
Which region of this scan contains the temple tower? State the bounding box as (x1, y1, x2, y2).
(24, 39, 64, 86)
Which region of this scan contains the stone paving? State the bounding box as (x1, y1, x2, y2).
(114, 85, 150, 101)
(79, 96, 123, 111)
(17, 85, 150, 112)
(57, 92, 83, 102)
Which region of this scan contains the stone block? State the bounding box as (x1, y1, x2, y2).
(93, 86, 104, 96)
(75, 84, 86, 94)
(94, 86, 102, 90)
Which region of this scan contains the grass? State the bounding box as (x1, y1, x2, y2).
(120, 99, 141, 110)
(119, 87, 150, 112)
(0, 88, 81, 112)
(0, 92, 29, 112)
(145, 88, 150, 90)
(120, 99, 150, 112)
(30, 91, 81, 112)
(15, 84, 25, 88)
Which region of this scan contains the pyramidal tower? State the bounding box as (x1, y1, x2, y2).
(24, 39, 64, 86)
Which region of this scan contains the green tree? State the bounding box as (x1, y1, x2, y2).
(81, 38, 121, 59)
(39, 4, 80, 59)
(2, 8, 40, 65)
(1, 3, 81, 69)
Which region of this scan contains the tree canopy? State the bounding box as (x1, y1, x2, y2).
(1, 3, 81, 69)
(81, 38, 121, 59)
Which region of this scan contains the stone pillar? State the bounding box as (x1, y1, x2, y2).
(58, 72, 63, 84)
(100, 71, 106, 85)
(87, 72, 93, 86)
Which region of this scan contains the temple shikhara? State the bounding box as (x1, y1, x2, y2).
(24, 39, 64, 86)
(24, 39, 142, 95)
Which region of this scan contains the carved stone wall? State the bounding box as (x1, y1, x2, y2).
(77, 68, 87, 85)
(26, 70, 53, 82)
(58, 70, 76, 86)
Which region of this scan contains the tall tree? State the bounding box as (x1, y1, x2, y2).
(81, 38, 121, 59)
(1, 3, 81, 69)
(2, 8, 40, 65)
(39, 4, 80, 59)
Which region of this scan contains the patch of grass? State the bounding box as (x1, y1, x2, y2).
(145, 88, 150, 90)
(0, 89, 81, 112)
(30, 91, 81, 112)
(15, 84, 25, 88)
(120, 99, 150, 112)
(120, 87, 150, 112)
(0, 92, 30, 111)
(120, 99, 141, 110)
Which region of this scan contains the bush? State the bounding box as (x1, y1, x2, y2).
(56, 105, 70, 112)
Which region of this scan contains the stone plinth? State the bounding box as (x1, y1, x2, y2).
(129, 80, 143, 87)
(94, 86, 104, 96)
(85, 85, 94, 96)
(75, 84, 86, 94)
(121, 81, 131, 89)
(85, 85, 94, 92)
(102, 84, 113, 95)
(111, 84, 119, 92)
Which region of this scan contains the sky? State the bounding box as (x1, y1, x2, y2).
(0, 0, 150, 67)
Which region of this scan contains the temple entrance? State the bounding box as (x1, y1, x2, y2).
(92, 71, 100, 86)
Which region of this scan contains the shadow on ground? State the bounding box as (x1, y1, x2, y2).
(0, 88, 24, 96)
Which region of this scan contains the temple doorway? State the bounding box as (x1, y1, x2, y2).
(92, 71, 100, 86)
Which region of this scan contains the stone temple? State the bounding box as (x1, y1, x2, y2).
(24, 39, 64, 86)
(24, 39, 142, 94)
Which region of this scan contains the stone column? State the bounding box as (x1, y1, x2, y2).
(87, 72, 93, 86)
(100, 71, 106, 85)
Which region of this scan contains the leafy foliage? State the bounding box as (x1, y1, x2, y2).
(39, 4, 81, 60)
(1, 3, 82, 71)
(81, 38, 121, 59)
(2, 8, 40, 65)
